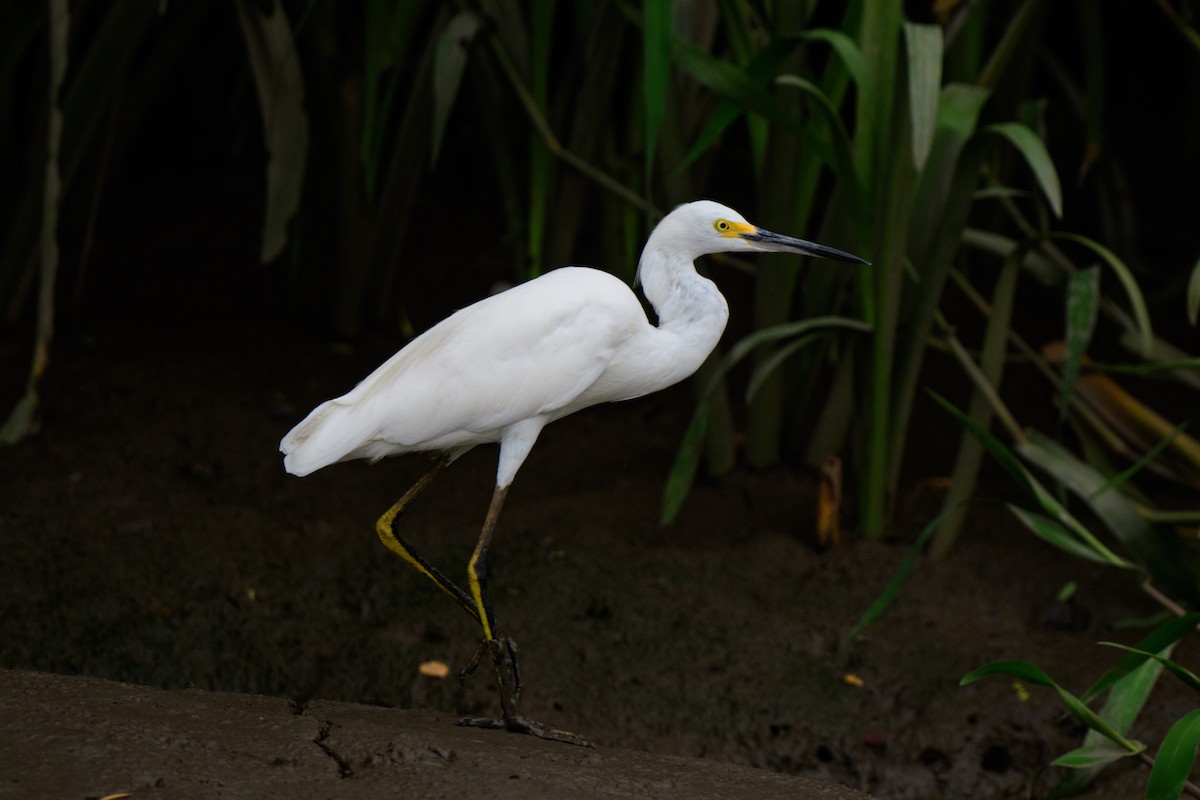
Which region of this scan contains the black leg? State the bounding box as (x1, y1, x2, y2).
(455, 484, 593, 747)
(374, 457, 479, 622)
(375, 465, 592, 746)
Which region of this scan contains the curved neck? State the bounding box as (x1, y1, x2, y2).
(636, 243, 729, 376)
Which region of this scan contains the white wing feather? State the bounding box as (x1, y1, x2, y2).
(280, 267, 645, 476)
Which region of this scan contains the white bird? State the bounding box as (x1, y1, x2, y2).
(281, 200, 867, 745)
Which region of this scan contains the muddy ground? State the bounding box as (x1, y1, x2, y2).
(2, 182, 1197, 799)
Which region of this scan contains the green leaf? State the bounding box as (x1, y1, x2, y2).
(903, 23, 942, 171)
(432, 11, 483, 165)
(677, 36, 802, 172)
(1090, 421, 1190, 499)
(660, 317, 871, 525)
(842, 502, 961, 648)
(773, 75, 860, 193)
(744, 334, 820, 405)
(1083, 613, 1200, 701)
(926, 390, 1033, 498)
(1018, 431, 1194, 593)
(660, 404, 710, 526)
(1049, 232, 1154, 357)
(642, 0, 671, 188)
(962, 661, 1143, 752)
(931, 385, 1131, 568)
(961, 228, 1063, 286)
(1062, 266, 1100, 421)
(962, 659, 1058, 688)
(1007, 505, 1119, 566)
(1053, 649, 1168, 794)
(235, 0, 309, 262)
(984, 122, 1063, 218)
(722, 317, 872, 372)
(1098, 643, 1200, 694)
(671, 37, 836, 169)
(1051, 740, 1140, 769)
(803, 28, 869, 90)
(1188, 254, 1200, 326)
(1148, 710, 1200, 800)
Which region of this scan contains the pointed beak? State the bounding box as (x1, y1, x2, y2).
(740, 227, 870, 265)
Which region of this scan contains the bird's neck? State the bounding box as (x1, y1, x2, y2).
(638, 246, 730, 365)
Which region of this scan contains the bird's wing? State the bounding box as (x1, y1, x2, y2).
(371, 267, 645, 445)
(281, 268, 646, 474)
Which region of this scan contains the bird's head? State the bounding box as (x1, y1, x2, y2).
(651, 200, 869, 265)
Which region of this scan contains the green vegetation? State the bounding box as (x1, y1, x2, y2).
(3, 2, 1199, 792)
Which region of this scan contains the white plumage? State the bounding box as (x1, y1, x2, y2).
(281, 267, 645, 480)
(279, 199, 867, 744)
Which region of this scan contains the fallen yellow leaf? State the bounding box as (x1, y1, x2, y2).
(418, 660, 450, 679)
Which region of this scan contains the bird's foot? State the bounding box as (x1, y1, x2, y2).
(456, 635, 593, 747)
(457, 711, 594, 747)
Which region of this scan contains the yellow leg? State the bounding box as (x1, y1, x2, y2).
(466, 484, 508, 642)
(374, 457, 479, 622)
(376, 461, 592, 746)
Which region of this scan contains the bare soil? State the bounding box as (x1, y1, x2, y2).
(1, 184, 1196, 799)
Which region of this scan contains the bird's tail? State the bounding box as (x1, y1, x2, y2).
(280, 398, 368, 477)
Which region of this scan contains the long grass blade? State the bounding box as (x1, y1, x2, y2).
(985, 122, 1063, 218)
(1083, 612, 1200, 701)
(432, 11, 483, 164)
(1147, 710, 1200, 800)
(902, 22, 942, 172)
(841, 501, 961, 649)
(928, 389, 1135, 568)
(773, 75, 861, 196)
(1007, 506, 1122, 566)
(1, 0, 69, 445)
(642, 0, 671, 195)
(927, 389, 1031, 497)
(1053, 652, 1167, 793)
(803, 28, 870, 89)
(660, 317, 872, 525)
(235, 0, 308, 263)
(934, 251, 1020, 555)
(1018, 430, 1199, 600)
(670, 37, 836, 168)
(1100, 643, 1200, 692)
(1050, 232, 1153, 357)
(1186, 253, 1200, 326)
(677, 37, 802, 173)
(361, 2, 426, 201)
(526, 0, 554, 278)
(1090, 420, 1191, 498)
(1062, 266, 1100, 421)
(961, 661, 1144, 753)
(1051, 740, 1141, 770)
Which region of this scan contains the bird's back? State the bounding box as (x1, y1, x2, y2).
(280, 267, 648, 476)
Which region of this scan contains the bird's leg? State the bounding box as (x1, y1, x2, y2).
(375, 457, 480, 623)
(455, 485, 593, 747)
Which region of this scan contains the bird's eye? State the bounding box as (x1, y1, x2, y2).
(714, 219, 730, 233)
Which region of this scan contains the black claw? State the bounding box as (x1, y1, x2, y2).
(456, 713, 594, 747)
(455, 635, 591, 746)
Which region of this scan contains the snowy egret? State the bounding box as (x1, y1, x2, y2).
(281, 200, 867, 745)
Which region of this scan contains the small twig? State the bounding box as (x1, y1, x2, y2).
(1139, 751, 1200, 798)
(943, 331, 1024, 442)
(1153, 0, 1200, 53)
(1141, 579, 1189, 619)
(486, 32, 660, 219)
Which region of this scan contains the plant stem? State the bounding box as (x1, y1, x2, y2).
(488, 32, 656, 217)
(1141, 579, 1189, 619)
(1138, 750, 1200, 798)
